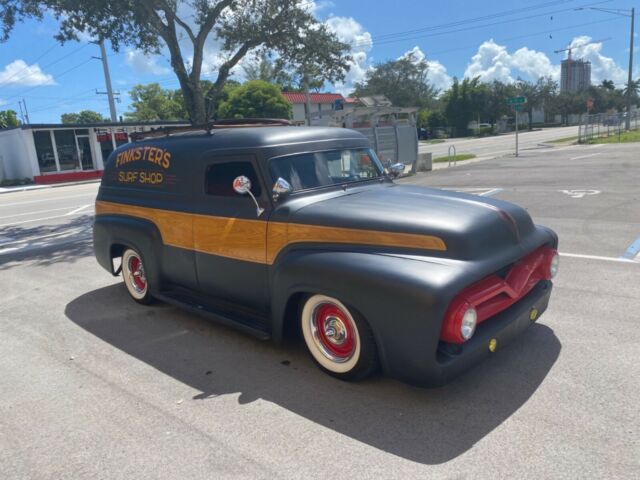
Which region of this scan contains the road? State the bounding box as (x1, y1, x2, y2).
(420, 124, 579, 159)
(1, 143, 639, 479)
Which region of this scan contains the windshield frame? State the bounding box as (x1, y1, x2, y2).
(267, 147, 387, 195)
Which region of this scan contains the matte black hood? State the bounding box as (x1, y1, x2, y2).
(290, 184, 538, 260)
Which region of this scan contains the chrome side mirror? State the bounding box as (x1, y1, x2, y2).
(233, 175, 264, 217)
(388, 163, 406, 178)
(272, 177, 292, 201)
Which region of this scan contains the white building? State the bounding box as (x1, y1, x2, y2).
(0, 121, 187, 184)
(282, 92, 344, 126)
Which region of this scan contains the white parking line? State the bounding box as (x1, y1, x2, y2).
(479, 188, 503, 197)
(66, 204, 92, 216)
(569, 153, 600, 160)
(0, 192, 96, 208)
(560, 252, 637, 264)
(0, 206, 82, 221)
(0, 210, 94, 227)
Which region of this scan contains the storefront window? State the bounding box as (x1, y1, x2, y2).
(98, 132, 115, 164)
(114, 131, 129, 147)
(33, 131, 57, 173)
(54, 130, 79, 171)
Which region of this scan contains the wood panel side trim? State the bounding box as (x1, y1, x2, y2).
(96, 200, 447, 266)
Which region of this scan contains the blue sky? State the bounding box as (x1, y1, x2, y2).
(0, 0, 637, 123)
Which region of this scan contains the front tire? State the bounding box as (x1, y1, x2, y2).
(121, 248, 153, 304)
(300, 294, 378, 381)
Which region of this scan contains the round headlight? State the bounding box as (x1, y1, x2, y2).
(460, 307, 477, 340)
(550, 252, 560, 278)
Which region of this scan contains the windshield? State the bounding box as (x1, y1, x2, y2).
(269, 148, 384, 192)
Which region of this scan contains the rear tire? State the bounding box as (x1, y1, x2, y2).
(121, 248, 153, 305)
(300, 294, 378, 381)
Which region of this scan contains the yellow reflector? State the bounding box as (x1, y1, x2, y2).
(488, 338, 497, 352)
(530, 308, 539, 321)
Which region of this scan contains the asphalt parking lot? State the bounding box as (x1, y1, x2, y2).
(0, 142, 638, 479)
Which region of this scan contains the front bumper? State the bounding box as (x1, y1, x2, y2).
(431, 280, 553, 385)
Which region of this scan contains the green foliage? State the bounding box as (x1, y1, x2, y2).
(60, 110, 108, 124)
(433, 153, 476, 163)
(426, 110, 447, 129)
(124, 83, 187, 121)
(0, 109, 20, 128)
(353, 51, 437, 108)
(217, 80, 291, 119)
(440, 77, 488, 135)
(0, 0, 350, 125)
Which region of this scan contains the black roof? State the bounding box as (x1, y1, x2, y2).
(129, 126, 368, 150)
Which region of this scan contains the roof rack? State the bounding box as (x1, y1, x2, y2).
(130, 118, 292, 141)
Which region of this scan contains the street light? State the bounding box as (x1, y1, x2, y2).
(576, 7, 635, 130)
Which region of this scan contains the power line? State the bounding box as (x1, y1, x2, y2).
(0, 43, 59, 87)
(351, 0, 613, 48)
(0, 43, 90, 89)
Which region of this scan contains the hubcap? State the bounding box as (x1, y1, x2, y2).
(312, 303, 356, 362)
(128, 255, 147, 293)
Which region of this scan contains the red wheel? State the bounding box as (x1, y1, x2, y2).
(301, 294, 378, 380)
(122, 248, 153, 304)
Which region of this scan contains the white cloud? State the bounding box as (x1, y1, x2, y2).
(463, 37, 626, 86)
(0, 60, 56, 87)
(568, 36, 627, 85)
(125, 49, 171, 75)
(325, 15, 373, 94)
(400, 46, 453, 92)
(464, 40, 515, 83)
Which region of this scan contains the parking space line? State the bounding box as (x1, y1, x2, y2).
(479, 188, 503, 197)
(621, 237, 640, 260)
(569, 153, 600, 161)
(0, 210, 94, 228)
(560, 252, 637, 264)
(0, 206, 80, 221)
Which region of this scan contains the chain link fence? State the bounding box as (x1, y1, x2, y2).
(578, 111, 640, 143)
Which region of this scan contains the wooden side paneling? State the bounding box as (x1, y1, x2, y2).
(96, 200, 447, 266)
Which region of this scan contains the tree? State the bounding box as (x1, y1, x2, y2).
(124, 83, 187, 121)
(515, 77, 557, 129)
(217, 80, 291, 119)
(0, 1, 350, 125)
(441, 77, 488, 135)
(0, 109, 20, 128)
(353, 51, 438, 108)
(61, 110, 108, 124)
(242, 53, 293, 90)
(600, 79, 615, 91)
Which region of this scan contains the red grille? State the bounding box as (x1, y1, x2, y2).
(440, 246, 556, 343)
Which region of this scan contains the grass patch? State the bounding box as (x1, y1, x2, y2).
(588, 129, 640, 144)
(420, 138, 446, 144)
(433, 153, 476, 163)
(548, 136, 579, 144)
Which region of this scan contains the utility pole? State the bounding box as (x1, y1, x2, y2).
(576, 8, 635, 129)
(626, 8, 635, 130)
(21, 98, 30, 124)
(515, 110, 519, 157)
(303, 72, 311, 126)
(98, 39, 118, 122)
(17, 100, 25, 124)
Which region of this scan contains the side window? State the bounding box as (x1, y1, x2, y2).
(205, 161, 262, 197)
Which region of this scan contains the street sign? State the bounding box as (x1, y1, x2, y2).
(507, 96, 527, 105)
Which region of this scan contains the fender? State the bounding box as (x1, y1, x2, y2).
(269, 248, 472, 382)
(93, 215, 164, 295)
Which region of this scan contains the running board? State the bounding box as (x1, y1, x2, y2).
(155, 289, 271, 341)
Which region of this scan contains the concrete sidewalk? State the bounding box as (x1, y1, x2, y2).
(0, 178, 101, 194)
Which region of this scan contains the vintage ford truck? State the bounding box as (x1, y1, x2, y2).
(93, 121, 558, 386)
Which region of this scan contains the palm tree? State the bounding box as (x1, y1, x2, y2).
(623, 79, 640, 97)
(600, 79, 615, 91)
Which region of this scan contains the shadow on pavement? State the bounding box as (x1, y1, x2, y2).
(65, 284, 561, 465)
(0, 215, 93, 270)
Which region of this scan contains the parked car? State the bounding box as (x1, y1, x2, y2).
(93, 120, 559, 386)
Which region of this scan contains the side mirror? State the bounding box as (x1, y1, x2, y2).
(232, 175, 264, 217)
(388, 163, 405, 178)
(272, 177, 292, 201)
